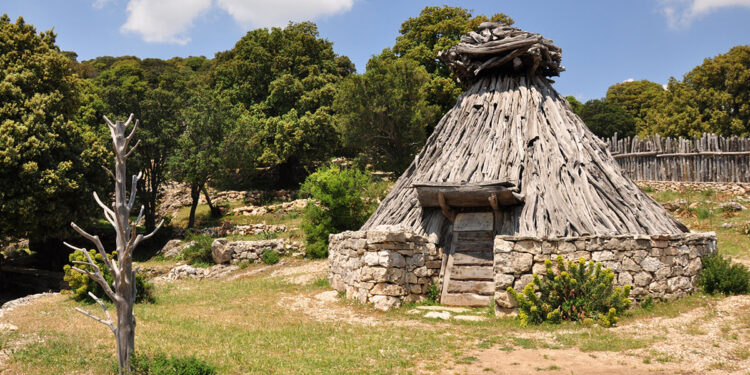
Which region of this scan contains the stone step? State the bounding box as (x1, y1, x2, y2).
(441, 293, 490, 307)
(450, 265, 494, 280)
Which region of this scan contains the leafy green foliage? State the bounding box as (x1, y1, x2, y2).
(334, 52, 442, 174)
(63, 249, 154, 304)
(300, 165, 380, 258)
(0, 15, 109, 240)
(180, 234, 214, 267)
(606, 80, 666, 134)
(212, 22, 352, 187)
(699, 252, 750, 295)
(392, 6, 513, 112)
(508, 256, 632, 327)
(261, 250, 280, 265)
(425, 283, 440, 303)
(130, 352, 216, 375)
(577, 99, 637, 138)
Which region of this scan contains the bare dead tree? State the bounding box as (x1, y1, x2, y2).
(65, 114, 162, 374)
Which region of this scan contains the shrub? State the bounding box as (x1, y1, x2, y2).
(130, 352, 216, 375)
(507, 256, 632, 327)
(699, 252, 750, 295)
(425, 283, 440, 303)
(695, 206, 711, 220)
(261, 250, 280, 265)
(180, 234, 214, 267)
(63, 249, 154, 304)
(300, 165, 381, 258)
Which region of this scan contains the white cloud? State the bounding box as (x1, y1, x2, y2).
(216, 0, 354, 28)
(92, 0, 113, 9)
(660, 0, 750, 28)
(120, 0, 212, 45)
(623, 78, 635, 83)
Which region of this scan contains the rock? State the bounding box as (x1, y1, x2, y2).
(453, 315, 486, 322)
(633, 272, 652, 287)
(415, 305, 470, 313)
(640, 257, 662, 272)
(371, 295, 400, 311)
(314, 290, 339, 302)
(158, 239, 184, 258)
(720, 202, 745, 212)
(721, 222, 733, 229)
(424, 311, 451, 320)
(211, 238, 232, 264)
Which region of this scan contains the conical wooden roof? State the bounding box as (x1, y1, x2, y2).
(362, 23, 688, 241)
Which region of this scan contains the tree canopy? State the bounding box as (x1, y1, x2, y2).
(0, 15, 108, 240)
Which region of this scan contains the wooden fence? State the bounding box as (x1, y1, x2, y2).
(606, 133, 750, 182)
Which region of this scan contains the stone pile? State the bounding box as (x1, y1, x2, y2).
(230, 199, 309, 216)
(493, 233, 717, 314)
(211, 238, 287, 264)
(637, 181, 750, 196)
(229, 223, 288, 235)
(328, 225, 443, 311)
(157, 181, 297, 217)
(165, 264, 238, 280)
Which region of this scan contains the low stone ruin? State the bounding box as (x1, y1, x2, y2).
(164, 264, 239, 280)
(211, 238, 288, 264)
(230, 199, 309, 216)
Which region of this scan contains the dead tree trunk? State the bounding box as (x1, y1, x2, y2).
(201, 184, 220, 218)
(65, 114, 162, 375)
(187, 182, 201, 229)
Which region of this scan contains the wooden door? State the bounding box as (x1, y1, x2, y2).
(440, 212, 495, 307)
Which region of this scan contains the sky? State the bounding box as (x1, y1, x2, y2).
(3, 0, 750, 100)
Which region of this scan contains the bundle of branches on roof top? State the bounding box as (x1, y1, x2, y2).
(439, 22, 564, 85)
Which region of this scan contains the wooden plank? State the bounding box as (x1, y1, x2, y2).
(447, 280, 495, 294)
(453, 251, 493, 265)
(413, 181, 523, 208)
(450, 266, 494, 280)
(441, 293, 490, 307)
(439, 234, 458, 304)
(454, 212, 494, 232)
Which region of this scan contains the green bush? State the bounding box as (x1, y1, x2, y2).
(261, 250, 280, 265)
(300, 165, 382, 258)
(695, 206, 712, 220)
(180, 234, 214, 267)
(63, 249, 154, 304)
(508, 256, 632, 327)
(699, 252, 750, 295)
(425, 283, 440, 303)
(130, 352, 216, 375)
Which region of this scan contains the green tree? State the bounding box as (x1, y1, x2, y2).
(168, 85, 235, 228)
(392, 6, 514, 113)
(606, 80, 665, 134)
(0, 15, 108, 243)
(334, 51, 441, 174)
(578, 99, 637, 139)
(93, 57, 193, 231)
(652, 46, 750, 137)
(211, 22, 351, 187)
(565, 96, 584, 115)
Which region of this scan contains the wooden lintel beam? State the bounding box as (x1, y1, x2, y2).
(488, 193, 500, 212)
(438, 192, 455, 222)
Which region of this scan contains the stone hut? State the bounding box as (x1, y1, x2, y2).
(328, 23, 716, 312)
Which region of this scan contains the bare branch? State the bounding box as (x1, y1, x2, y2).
(70, 222, 115, 275)
(123, 113, 134, 128)
(134, 205, 145, 227)
(125, 119, 139, 144)
(75, 307, 115, 333)
(124, 139, 141, 159)
(70, 246, 117, 300)
(131, 219, 163, 250)
(127, 172, 142, 211)
(102, 166, 116, 181)
(93, 192, 116, 219)
(62, 241, 86, 253)
(71, 266, 116, 302)
(103, 115, 116, 130)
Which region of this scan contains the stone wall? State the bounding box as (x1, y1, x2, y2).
(211, 238, 287, 264)
(328, 225, 442, 310)
(493, 233, 717, 314)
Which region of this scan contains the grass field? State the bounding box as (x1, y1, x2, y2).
(1, 185, 748, 374)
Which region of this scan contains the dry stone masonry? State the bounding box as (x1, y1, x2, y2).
(211, 238, 287, 264)
(328, 225, 442, 311)
(493, 233, 717, 313)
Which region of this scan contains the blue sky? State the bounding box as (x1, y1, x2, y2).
(3, 0, 750, 100)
